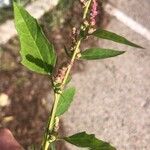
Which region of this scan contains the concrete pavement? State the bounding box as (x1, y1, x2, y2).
(61, 1, 150, 150)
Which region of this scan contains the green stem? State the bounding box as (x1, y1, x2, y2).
(50, 143, 56, 150)
(49, 93, 60, 132)
(83, 0, 92, 19)
(41, 93, 60, 150)
(41, 1, 92, 149)
(41, 39, 81, 150)
(61, 39, 81, 88)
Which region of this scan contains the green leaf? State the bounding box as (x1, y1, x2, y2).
(13, 2, 56, 74)
(50, 143, 56, 150)
(65, 75, 72, 85)
(56, 87, 76, 116)
(64, 132, 116, 150)
(80, 48, 125, 60)
(91, 29, 143, 49)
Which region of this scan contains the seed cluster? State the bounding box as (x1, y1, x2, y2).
(54, 64, 69, 85)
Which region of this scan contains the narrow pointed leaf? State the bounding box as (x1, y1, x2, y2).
(91, 29, 143, 49)
(50, 143, 56, 150)
(56, 87, 76, 116)
(80, 48, 125, 60)
(64, 132, 116, 150)
(65, 75, 72, 85)
(13, 2, 56, 74)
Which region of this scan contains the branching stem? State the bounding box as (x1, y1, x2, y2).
(41, 1, 92, 149)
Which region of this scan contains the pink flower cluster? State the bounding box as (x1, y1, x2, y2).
(90, 0, 99, 26)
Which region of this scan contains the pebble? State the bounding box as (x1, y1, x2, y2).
(0, 93, 10, 107)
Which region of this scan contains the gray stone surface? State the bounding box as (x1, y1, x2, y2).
(61, 1, 150, 150)
(109, 0, 150, 30)
(0, 0, 59, 45)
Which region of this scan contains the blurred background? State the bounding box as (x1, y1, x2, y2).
(0, 0, 150, 150)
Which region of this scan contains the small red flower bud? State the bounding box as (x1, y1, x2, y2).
(90, 0, 99, 26)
